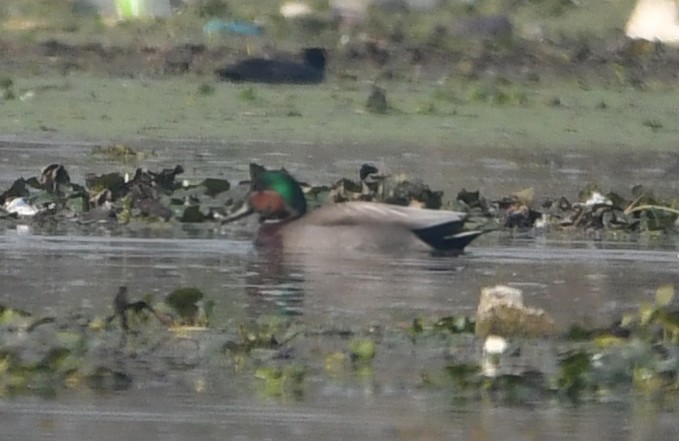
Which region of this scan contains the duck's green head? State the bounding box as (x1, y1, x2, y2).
(222, 164, 307, 224)
(249, 164, 307, 220)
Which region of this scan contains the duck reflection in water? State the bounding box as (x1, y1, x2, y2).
(242, 239, 469, 325)
(244, 247, 305, 318)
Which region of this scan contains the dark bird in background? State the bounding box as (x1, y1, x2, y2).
(215, 48, 326, 84)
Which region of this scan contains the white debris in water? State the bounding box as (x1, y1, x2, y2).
(626, 0, 679, 44)
(5, 198, 39, 216)
(484, 335, 509, 355)
(534, 213, 549, 229)
(591, 352, 604, 368)
(584, 191, 612, 207)
(478, 285, 524, 310)
(481, 335, 509, 377)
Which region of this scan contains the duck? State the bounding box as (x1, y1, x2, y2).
(222, 164, 484, 253)
(215, 48, 326, 84)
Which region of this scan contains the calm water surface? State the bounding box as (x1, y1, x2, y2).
(1, 139, 678, 440)
(2, 391, 678, 441)
(1, 233, 676, 328)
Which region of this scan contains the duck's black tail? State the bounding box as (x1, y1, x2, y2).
(413, 226, 486, 252)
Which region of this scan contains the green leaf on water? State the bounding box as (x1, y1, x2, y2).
(558, 351, 591, 399)
(434, 315, 475, 334)
(348, 339, 376, 362)
(166, 287, 205, 322)
(201, 178, 230, 197)
(638, 302, 656, 325)
(655, 284, 675, 307)
(620, 312, 637, 328)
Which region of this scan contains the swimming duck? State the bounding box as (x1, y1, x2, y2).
(223, 164, 484, 253)
(215, 48, 326, 84)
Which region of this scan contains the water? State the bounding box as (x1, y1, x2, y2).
(1, 233, 676, 328)
(1, 384, 677, 440)
(1, 139, 678, 440)
(2, 137, 679, 200)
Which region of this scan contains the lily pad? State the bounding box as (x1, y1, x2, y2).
(655, 284, 675, 307)
(85, 172, 127, 199)
(348, 338, 376, 363)
(0, 178, 29, 205)
(445, 363, 479, 389)
(166, 288, 205, 323)
(201, 178, 230, 197)
(433, 315, 475, 334)
(180, 205, 207, 223)
(558, 350, 592, 399)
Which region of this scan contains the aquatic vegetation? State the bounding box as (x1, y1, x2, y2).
(0, 285, 217, 397)
(348, 338, 376, 363)
(475, 182, 679, 234)
(408, 315, 475, 341)
(108, 286, 168, 331)
(164, 288, 212, 327)
(313, 165, 445, 210)
(622, 284, 679, 343)
(0, 281, 677, 403)
(223, 316, 298, 356)
(418, 283, 679, 404)
(254, 364, 306, 399)
(554, 285, 678, 401)
(1, 162, 677, 241)
(0, 164, 234, 229)
(91, 143, 142, 161)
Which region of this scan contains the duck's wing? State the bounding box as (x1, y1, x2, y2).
(307, 201, 485, 251)
(308, 201, 468, 232)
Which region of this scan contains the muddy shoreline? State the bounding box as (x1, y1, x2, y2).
(2, 33, 679, 84)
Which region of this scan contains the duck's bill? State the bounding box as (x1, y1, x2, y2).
(221, 203, 254, 224)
